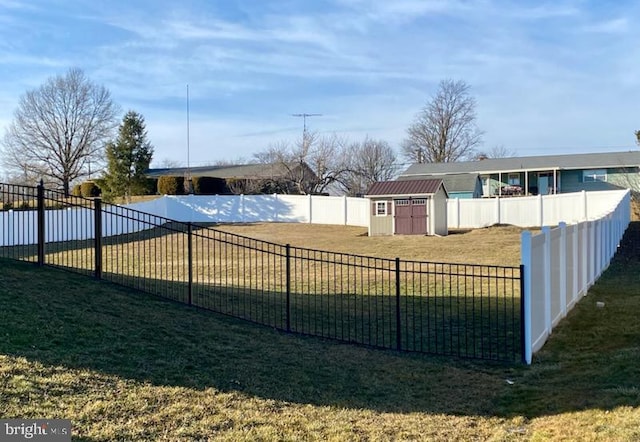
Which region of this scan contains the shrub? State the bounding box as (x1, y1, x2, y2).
(192, 176, 225, 195)
(142, 178, 158, 195)
(71, 184, 82, 197)
(157, 176, 184, 195)
(80, 181, 101, 198)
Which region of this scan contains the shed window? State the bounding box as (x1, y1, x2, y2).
(375, 201, 388, 216)
(395, 199, 410, 206)
(412, 198, 426, 205)
(583, 169, 607, 182)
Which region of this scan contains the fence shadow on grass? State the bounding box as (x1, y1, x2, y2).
(1, 241, 639, 418)
(0, 258, 519, 416)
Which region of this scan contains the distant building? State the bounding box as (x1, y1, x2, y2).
(146, 162, 319, 195)
(398, 151, 640, 197)
(399, 173, 482, 199)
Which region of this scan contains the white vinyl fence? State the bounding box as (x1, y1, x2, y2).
(448, 190, 627, 228)
(0, 190, 628, 247)
(0, 194, 370, 246)
(125, 194, 370, 226)
(0, 205, 166, 246)
(520, 189, 631, 364)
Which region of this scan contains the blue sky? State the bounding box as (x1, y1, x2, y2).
(0, 0, 638, 168)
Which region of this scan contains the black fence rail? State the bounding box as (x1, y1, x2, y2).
(0, 182, 523, 362)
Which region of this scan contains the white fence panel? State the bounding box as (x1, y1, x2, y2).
(346, 197, 369, 227)
(500, 196, 539, 226)
(310, 196, 346, 225)
(0, 210, 37, 246)
(448, 189, 628, 229)
(521, 190, 631, 364)
(122, 194, 369, 227)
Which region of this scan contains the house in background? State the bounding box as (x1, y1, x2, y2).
(365, 179, 448, 236)
(398, 173, 482, 199)
(146, 162, 319, 195)
(398, 151, 640, 197)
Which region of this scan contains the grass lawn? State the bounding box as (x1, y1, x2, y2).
(213, 222, 524, 266)
(3, 222, 523, 361)
(0, 223, 639, 440)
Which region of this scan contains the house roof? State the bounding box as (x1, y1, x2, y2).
(400, 151, 640, 177)
(146, 162, 312, 180)
(366, 179, 446, 197)
(399, 173, 480, 193)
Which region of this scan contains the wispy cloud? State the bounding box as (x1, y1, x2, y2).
(581, 17, 629, 34)
(0, 0, 639, 166)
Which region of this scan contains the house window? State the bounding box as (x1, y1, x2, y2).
(583, 169, 607, 182)
(375, 201, 387, 216)
(508, 173, 520, 185)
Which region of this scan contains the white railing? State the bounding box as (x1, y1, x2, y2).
(447, 190, 627, 228)
(520, 189, 630, 364)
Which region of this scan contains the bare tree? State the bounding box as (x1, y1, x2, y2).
(1, 68, 120, 195)
(402, 79, 483, 164)
(254, 133, 350, 194)
(156, 158, 183, 169)
(474, 145, 516, 160)
(635, 130, 640, 147)
(342, 137, 397, 196)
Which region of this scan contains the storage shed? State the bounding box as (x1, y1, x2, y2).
(365, 179, 448, 236)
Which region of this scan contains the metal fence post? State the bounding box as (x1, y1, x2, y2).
(395, 257, 401, 351)
(187, 222, 193, 306)
(286, 244, 291, 332)
(93, 198, 102, 279)
(36, 180, 45, 266)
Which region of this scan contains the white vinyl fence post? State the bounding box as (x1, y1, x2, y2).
(581, 222, 588, 295)
(495, 196, 501, 225)
(240, 194, 245, 223)
(538, 194, 544, 227)
(572, 222, 579, 305)
(343, 195, 348, 225)
(589, 221, 596, 284)
(521, 230, 533, 365)
(559, 222, 567, 318)
(542, 226, 552, 336)
(308, 194, 313, 224)
(274, 193, 278, 221)
(582, 190, 588, 221)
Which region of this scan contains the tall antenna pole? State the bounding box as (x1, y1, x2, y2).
(187, 84, 190, 172)
(291, 113, 322, 139)
(186, 84, 192, 193)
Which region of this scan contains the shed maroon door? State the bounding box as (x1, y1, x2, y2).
(394, 198, 428, 235)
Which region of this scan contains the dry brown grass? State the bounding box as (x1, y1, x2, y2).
(212, 222, 524, 266)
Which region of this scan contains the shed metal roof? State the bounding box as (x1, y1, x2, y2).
(366, 179, 445, 197)
(400, 151, 640, 177)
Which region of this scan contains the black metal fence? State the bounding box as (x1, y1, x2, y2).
(0, 182, 523, 362)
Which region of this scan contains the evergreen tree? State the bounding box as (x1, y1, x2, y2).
(103, 111, 154, 201)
